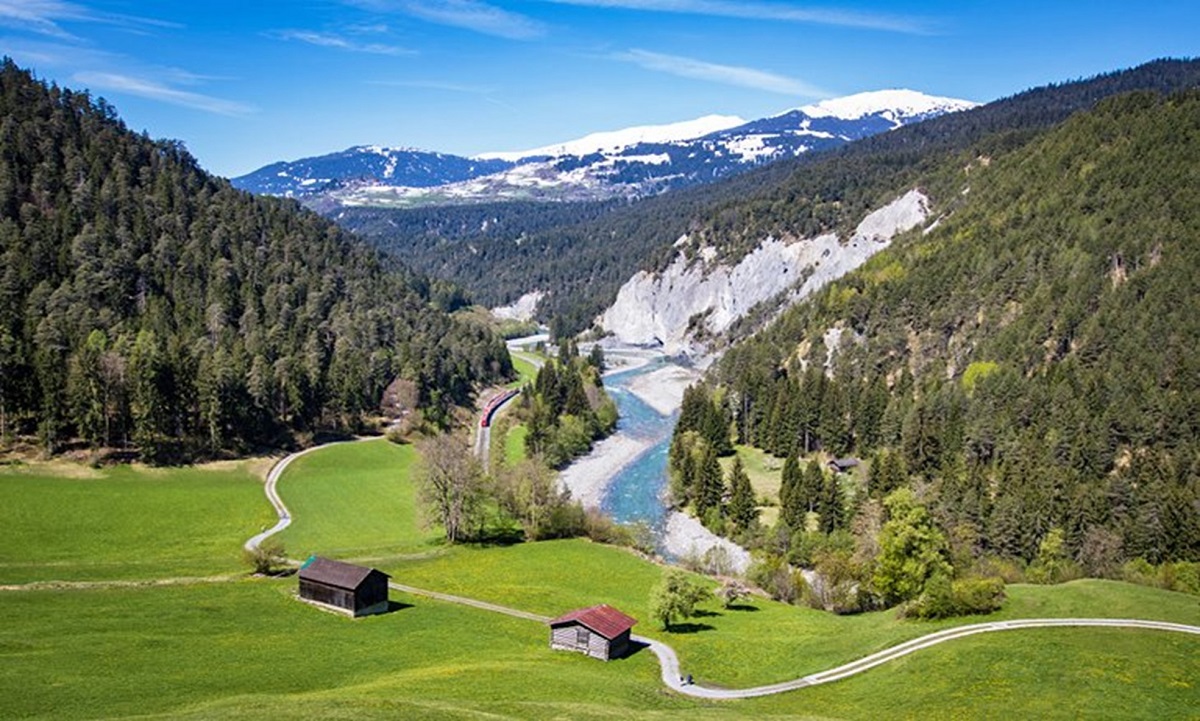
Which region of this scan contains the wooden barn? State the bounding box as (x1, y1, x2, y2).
(297, 556, 390, 617)
(828, 457, 861, 474)
(548, 604, 637, 661)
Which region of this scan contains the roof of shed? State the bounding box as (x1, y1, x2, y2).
(298, 556, 388, 590)
(549, 604, 637, 639)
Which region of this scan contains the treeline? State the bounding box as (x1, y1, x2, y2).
(679, 90, 1200, 607)
(519, 342, 617, 468)
(337, 59, 1200, 338)
(0, 59, 511, 461)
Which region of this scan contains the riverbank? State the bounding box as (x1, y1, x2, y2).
(559, 434, 656, 509)
(556, 348, 751, 575)
(663, 511, 752, 574)
(626, 364, 700, 416)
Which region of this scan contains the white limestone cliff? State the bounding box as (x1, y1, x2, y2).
(598, 189, 930, 354)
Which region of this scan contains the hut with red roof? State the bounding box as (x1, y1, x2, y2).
(548, 604, 637, 661)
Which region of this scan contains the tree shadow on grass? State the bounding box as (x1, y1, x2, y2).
(665, 622, 716, 634)
(724, 603, 759, 612)
(693, 609, 723, 618)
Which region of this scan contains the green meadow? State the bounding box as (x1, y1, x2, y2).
(0, 459, 273, 583)
(1, 441, 1196, 719)
(273, 439, 434, 562)
(509, 351, 541, 388)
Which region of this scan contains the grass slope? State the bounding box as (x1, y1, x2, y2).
(0, 460, 272, 583)
(274, 439, 435, 562)
(2, 442, 1196, 719)
(0, 578, 1195, 720)
(392, 539, 1200, 689)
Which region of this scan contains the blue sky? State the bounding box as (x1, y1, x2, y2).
(3, 1, 1196, 177)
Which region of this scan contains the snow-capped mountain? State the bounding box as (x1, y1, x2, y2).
(231, 145, 513, 197)
(477, 114, 746, 162)
(234, 89, 976, 207)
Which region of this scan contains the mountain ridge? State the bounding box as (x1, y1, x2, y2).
(231, 89, 976, 206)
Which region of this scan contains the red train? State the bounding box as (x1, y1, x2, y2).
(480, 388, 520, 428)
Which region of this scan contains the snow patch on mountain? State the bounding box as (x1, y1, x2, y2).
(478, 114, 746, 162)
(599, 190, 931, 355)
(799, 89, 978, 122)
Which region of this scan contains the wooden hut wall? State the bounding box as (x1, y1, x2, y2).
(300, 579, 356, 611)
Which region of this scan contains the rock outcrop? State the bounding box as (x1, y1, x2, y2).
(599, 190, 930, 354)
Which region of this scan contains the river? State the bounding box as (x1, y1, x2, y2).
(597, 357, 677, 536)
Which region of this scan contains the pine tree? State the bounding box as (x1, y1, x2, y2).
(695, 443, 724, 517)
(727, 455, 758, 530)
(780, 451, 804, 529)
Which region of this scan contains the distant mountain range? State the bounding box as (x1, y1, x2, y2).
(231, 90, 976, 207)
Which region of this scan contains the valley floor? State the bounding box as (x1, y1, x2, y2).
(1, 440, 1197, 719)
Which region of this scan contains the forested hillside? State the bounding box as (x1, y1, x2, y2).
(696, 90, 1200, 574)
(339, 59, 1200, 337)
(0, 60, 511, 461)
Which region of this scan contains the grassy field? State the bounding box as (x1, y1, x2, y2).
(503, 423, 528, 465)
(0, 574, 1195, 720)
(722, 445, 783, 526)
(2, 441, 1197, 719)
(0, 459, 273, 583)
(510, 352, 541, 388)
(274, 439, 437, 563)
(390, 538, 1200, 690)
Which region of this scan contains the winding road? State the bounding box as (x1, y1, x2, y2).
(247, 443, 1200, 700)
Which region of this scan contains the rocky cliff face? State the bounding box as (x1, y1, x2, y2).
(598, 190, 931, 355)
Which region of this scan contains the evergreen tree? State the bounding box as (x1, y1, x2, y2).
(779, 451, 804, 529)
(727, 455, 758, 530)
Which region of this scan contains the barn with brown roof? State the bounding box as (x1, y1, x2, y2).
(548, 604, 637, 661)
(298, 556, 390, 617)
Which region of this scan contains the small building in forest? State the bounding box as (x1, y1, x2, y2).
(548, 604, 637, 661)
(828, 457, 861, 474)
(298, 556, 390, 617)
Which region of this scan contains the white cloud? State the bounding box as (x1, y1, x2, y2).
(0, 0, 88, 38)
(616, 49, 827, 97)
(0, 0, 177, 39)
(273, 29, 415, 56)
(74, 71, 256, 116)
(543, 0, 929, 34)
(347, 0, 546, 40)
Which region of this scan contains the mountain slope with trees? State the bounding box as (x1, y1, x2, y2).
(340, 59, 1200, 338)
(0, 59, 511, 460)
(679, 89, 1200, 607)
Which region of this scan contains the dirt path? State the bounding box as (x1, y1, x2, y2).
(244, 439, 367, 553)
(0, 573, 241, 592)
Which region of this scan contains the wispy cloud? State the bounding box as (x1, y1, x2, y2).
(273, 29, 415, 56)
(615, 49, 827, 96)
(0, 0, 177, 40)
(73, 71, 256, 116)
(368, 79, 496, 94)
(543, 0, 930, 34)
(346, 0, 546, 40)
(0, 0, 90, 39)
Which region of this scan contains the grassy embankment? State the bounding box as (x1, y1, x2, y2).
(1, 440, 1196, 719)
(493, 349, 542, 465)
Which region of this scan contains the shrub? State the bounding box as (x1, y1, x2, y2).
(244, 538, 287, 575)
(904, 574, 1006, 619)
(749, 553, 808, 604)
